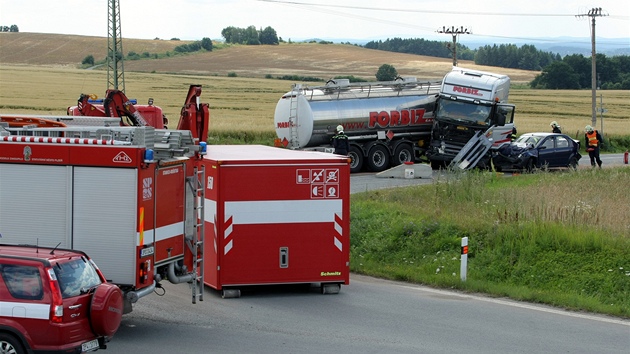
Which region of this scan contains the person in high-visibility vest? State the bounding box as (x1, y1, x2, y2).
(584, 125, 603, 168)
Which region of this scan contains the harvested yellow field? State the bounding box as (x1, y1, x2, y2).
(1, 33, 628, 136)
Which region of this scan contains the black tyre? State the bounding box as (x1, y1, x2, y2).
(392, 144, 414, 166)
(524, 158, 536, 173)
(367, 145, 390, 172)
(348, 145, 364, 173)
(568, 157, 578, 170)
(0, 333, 25, 354)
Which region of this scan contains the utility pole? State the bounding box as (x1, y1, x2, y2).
(576, 8, 607, 128)
(437, 26, 471, 66)
(107, 0, 125, 92)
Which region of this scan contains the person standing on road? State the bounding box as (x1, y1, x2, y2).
(332, 125, 350, 155)
(584, 125, 603, 168)
(550, 121, 562, 134)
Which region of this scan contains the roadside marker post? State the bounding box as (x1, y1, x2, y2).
(461, 237, 468, 281)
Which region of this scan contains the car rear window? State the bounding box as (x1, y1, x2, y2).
(0, 264, 44, 300)
(53, 257, 102, 298)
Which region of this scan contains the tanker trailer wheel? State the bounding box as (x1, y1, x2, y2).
(393, 144, 414, 166)
(367, 145, 390, 172)
(348, 146, 364, 173)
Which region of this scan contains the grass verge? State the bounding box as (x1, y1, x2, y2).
(350, 168, 630, 318)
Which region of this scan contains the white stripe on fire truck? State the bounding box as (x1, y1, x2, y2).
(223, 199, 342, 224)
(203, 199, 342, 225)
(0, 136, 120, 145)
(224, 216, 233, 239)
(334, 213, 343, 236)
(136, 221, 185, 246)
(224, 240, 233, 255)
(334, 237, 342, 251)
(0, 301, 49, 320)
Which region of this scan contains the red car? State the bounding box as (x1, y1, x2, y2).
(0, 244, 123, 353)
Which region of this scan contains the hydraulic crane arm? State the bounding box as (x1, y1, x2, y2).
(103, 90, 149, 126)
(75, 90, 149, 126)
(76, 94, 107, 117)
(177, 85, 210, 143)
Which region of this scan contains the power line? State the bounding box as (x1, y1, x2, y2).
(257, 0, 625, 45)
(257, 0, 578, 17)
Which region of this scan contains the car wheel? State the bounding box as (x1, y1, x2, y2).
(90, 283, 124, 337)
(392, 144, 413, 166)
(0, 333, 25, 354)
(525, 158, 536, 173)
(568, 157, 578, 170)
(348, 145, 364, 173)
(367, 145, 390, 172)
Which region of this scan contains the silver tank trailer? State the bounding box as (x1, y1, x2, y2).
(274, 78, 440, 149)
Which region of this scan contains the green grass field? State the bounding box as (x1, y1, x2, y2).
(351, 168, 630, 318)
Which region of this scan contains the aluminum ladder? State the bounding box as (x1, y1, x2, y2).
(186, 164, 205, 304)
(287, 84, 301, 149)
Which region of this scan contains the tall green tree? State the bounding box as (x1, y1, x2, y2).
(221, 26, 242, 44)
(201, 37, 213, 51)
(244, 26, 260, 45)
(259, 26, 279, 45)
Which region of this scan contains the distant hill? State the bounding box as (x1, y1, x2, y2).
(330, 35, 630, 57)
(0, 32, 191, 66)
(0, 32, 538, 83)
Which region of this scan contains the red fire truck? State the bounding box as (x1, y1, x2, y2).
(0, 125, 206, 313)
(200, 145, 351, 297)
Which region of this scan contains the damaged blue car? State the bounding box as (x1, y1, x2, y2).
(491, 132, 582, 172)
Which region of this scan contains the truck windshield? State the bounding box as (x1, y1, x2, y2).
(436, 100, 491, 126)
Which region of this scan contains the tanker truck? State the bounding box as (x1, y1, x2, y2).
(274, 77, 441, 173)
(426, 67, 516, 169)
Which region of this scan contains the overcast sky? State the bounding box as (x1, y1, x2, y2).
(1, 0, 628, 46)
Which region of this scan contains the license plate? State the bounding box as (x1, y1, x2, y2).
(82, 339, 99, 352)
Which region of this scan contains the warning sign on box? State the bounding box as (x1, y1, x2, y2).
(298, 168, 340, 199)
(311, 184, 324, 198)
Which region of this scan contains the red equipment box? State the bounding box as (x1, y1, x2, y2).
(201, 145, 350, 296)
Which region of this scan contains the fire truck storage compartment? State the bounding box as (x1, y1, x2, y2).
(0, 163, 138, 285)
(201, 145, 350, 293)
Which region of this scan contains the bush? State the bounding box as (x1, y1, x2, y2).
(81, 55, 95, 66)
(376, 64, 398, 81)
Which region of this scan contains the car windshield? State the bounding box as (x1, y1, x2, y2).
(436, 100, 491, 125)
(53, 257, 102, 298)
(516, 135, 542, 146)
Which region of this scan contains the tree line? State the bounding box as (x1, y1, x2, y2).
(1, 25, 19, 32)
(364, 37, 629, 89)
(221, 26, 279, 45)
